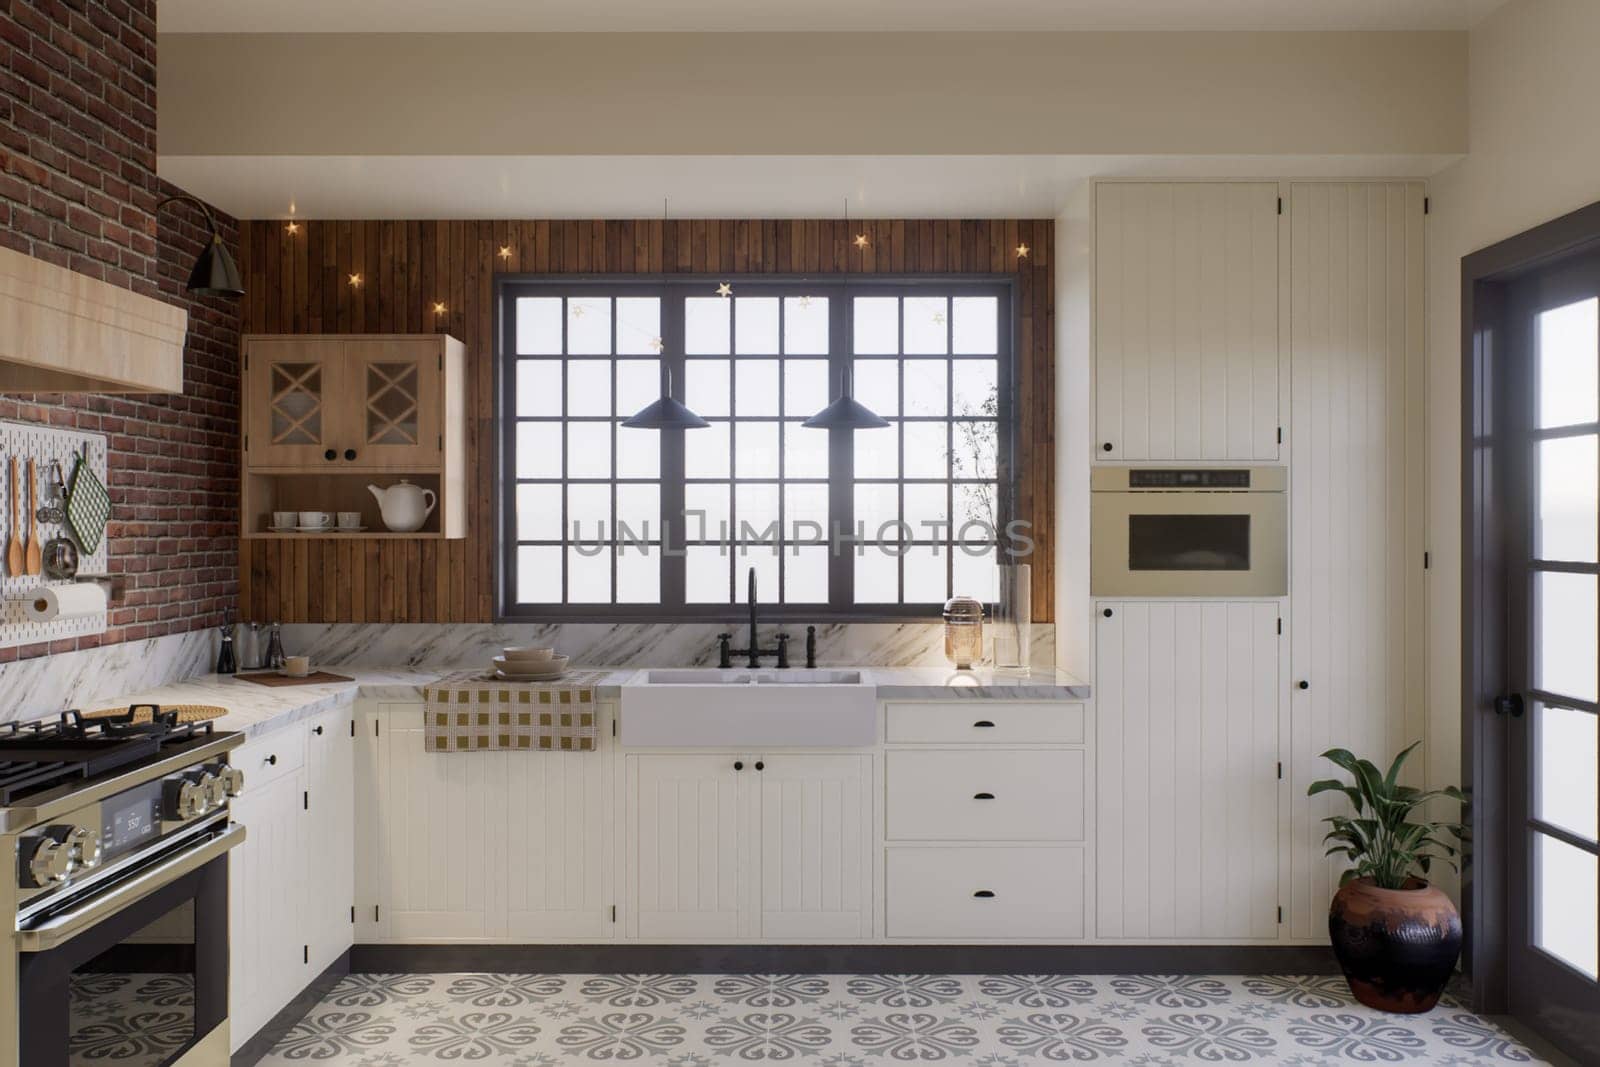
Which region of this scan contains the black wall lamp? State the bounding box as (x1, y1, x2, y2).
(156, 193, 244, 298)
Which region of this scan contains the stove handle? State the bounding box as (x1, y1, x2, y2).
(16, 823, 247, 953)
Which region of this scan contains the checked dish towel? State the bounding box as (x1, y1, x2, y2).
(421, 669, 606, 752)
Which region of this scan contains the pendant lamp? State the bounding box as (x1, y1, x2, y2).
(622, 366, 709, 430)
(803, 366, 890, 430)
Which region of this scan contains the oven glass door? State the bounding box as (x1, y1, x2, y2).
(68, 900, 198, 1066)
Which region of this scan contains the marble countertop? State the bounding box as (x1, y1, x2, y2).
(99, 665, 1089, 741)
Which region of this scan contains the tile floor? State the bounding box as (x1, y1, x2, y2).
(243, 972, 1557, 1064)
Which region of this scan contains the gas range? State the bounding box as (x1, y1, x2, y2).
(1, 705, 246, 1067)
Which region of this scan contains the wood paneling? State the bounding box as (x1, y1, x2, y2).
(240, 218, 1055, 622)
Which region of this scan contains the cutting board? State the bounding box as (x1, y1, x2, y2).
(86, 703, 227, 723)
(235, 670, 354, 687)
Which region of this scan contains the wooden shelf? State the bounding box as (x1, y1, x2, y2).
(243, 530, 452, 541)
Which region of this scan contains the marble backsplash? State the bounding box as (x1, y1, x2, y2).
(0, 629, 216, 725)
(280, 621, 1057, 672)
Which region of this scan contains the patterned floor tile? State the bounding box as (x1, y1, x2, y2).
(250, 972, 1558, 1064)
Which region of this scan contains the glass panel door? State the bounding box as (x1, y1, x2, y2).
(1510, 270, 1600, 1054)
(343, 338, 442, 469)
(244, 338, 344, 468)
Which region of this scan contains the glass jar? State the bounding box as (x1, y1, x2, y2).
(943, 595, 985, 670)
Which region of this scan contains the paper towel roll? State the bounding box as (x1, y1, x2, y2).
(25, 583, 107, 621)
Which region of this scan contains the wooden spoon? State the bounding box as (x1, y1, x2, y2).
(5, 457, 19, 578)
(25, 458, 41, 576)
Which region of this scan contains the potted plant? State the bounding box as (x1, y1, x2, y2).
(1309, 741, 1467, 1013)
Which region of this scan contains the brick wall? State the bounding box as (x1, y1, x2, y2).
(0, 1, 241, 661)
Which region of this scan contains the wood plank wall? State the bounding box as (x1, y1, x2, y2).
(238, 218, 1056, 624)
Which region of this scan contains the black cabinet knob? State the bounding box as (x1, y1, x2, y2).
(1297, 680, 1310, 690)
(754, 761, 765, 771)
(733, 761, 744, 771)
(266, 754, 278, 765)
(1102, 442, 1113, 452)
(973, 890, 996, 899)
(313, 725, 324, 736)
(344, 449, 357, 461)
(324, 449, 337, 461)
(1102, 608, 1113, 618)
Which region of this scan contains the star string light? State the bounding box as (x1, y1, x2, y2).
(1016, 243, 1031, 258)
(853, 233, 870, 249)
(715, 282, 733, 298)
(285, 221, 299, 236)
(348, 273, 362, 288)
(498, 246, 513, 260)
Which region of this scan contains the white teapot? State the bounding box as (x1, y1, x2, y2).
(368, 480, 437, 532)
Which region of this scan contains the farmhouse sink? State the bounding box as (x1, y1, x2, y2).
(620, 668, 877, 747)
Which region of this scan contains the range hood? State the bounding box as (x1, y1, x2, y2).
(0, 245, 188, 394)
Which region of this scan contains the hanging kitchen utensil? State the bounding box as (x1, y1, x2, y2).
(5, 456, 19, 578)
(24, 458, 41, 576)
(65, 444, 109, 555)
(42, 537, 78, 580)
(36, 461, 65, 525)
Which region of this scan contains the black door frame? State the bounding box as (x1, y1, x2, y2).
(1461, 198, 1600, 1036)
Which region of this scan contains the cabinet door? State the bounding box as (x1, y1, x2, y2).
(1095, 182, 1280, 461)
(1095, 601, 1280, 940)
(353, 706, 387, 941)
(503, 730, 614, 939)
(629, 754, 752, 940)
(343, 338, 443, 469)
(1286, 182, 1426, 939)
(757, 754, 871, 939)
(306, 705, 354, 969)
(228, 765, 308, 1052)
(244, 338, 345, 468)
(362, 707, 502, 940)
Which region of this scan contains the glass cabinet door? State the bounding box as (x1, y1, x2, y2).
(244, 339, 345, 468)
(343, 338, 442, 469)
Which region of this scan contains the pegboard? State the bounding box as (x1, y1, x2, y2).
(0, 420, 109, 649)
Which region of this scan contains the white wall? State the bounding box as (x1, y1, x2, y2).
(1425, 0, 1600, 807)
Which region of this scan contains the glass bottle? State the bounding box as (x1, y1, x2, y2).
(216, 623, 237, 675)
(263, 623, 286, 671)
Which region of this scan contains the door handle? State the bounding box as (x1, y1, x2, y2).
(1494, 693, 1526, 717)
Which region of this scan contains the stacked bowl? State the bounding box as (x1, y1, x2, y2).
(492, 646, 569, 681)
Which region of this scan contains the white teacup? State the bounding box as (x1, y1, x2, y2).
(298, 511, 332, 529)
(283, 655, 311, 678)
(272, 511, 295, 530)
(337, 511, 362, 530)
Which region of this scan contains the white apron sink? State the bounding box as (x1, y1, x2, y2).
(620, 669, 877, 748)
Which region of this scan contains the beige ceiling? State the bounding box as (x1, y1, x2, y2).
(159, 0, 1509, 34)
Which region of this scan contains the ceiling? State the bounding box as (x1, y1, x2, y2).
(158, 154, 1460, 221)
(159, 0, 1508, 34)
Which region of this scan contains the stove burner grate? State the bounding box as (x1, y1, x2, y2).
(0, 706, 216, 806)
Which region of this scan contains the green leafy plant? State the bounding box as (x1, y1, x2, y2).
(1308, 741, 1466, 890)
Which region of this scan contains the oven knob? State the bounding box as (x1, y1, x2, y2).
(20, 827, 76, 888)
(215, 765, 245, 798)
(163, 776, 207, 821)
(68, 826, 102, 871)
(198, 771, 226, 808)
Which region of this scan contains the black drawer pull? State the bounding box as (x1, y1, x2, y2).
(265, 754, 277, 765)
(973, 792, 995, 800)
(313, 725, 324, 735)
(973, 720, 995, 728)
(973, 890, 996, 899)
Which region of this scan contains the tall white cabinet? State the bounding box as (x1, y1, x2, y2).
(1091, 179, 1426, 946)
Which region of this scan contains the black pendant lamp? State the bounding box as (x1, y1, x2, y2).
(156, 193, 244, 298)
(623, 367, 709, 430)
(803, 366, 890, 430)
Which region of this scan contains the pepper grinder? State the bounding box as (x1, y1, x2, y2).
(263, 622, 286, 671)
(215, 623, 237, 675)
(238, 621, 261, 671)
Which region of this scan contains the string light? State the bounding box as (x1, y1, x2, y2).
(570, 303, 586, 319)
(715, 282, 733, 298)
(797, 295, 813, 309)
(650, 336, 665, 353)
(433, 302, 447, 314)
(498, 246, 512, 260)
(285, 221, 299, 236)
(348, 273, 362, 288)
(853, 233, 869, 249)
(1016, 243, 1031, 258)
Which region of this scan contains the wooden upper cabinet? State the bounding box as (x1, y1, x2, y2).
(1094, 181, 1282, 462)
(345, 338, 443, 470)
(244, 338, 344, 468)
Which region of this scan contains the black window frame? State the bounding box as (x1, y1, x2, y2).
(494, 273, 1018, 622)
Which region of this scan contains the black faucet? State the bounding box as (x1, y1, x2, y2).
(718, 567, 796, 669)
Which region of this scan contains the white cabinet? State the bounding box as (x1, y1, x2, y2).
(228, 707, 353, 1055)
(626, 752, 872, 941)
(1285, 181, 1426, 940)
(353, 701, 616, 942)
(1094, 181, 1281, 461)
(1094, 601, 1281, 941)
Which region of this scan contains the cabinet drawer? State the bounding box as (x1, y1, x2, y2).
(231, 727, 306, 791)
(886, 846, 1084, 939)
(886, 750, 1083, 841)
(885, 702, 1084, 745)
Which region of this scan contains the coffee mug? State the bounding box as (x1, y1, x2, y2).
(298, 511, 332, 529)
(272, 511, 295, 530)
(337, 511, 362, 529)
(283, 655, 311, 678)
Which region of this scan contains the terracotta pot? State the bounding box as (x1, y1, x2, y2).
(1328, 876, 1462, 1013)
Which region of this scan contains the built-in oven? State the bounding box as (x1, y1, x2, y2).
(1090, 466, 1287, 597)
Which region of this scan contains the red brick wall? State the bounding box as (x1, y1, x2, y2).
(0, 1, 241, 660)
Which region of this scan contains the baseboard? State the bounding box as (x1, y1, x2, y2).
(350, 943, 1338, 975)
(231, 949, 351, 1067)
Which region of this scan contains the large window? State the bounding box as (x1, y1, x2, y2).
(497, 277, 1014, 619)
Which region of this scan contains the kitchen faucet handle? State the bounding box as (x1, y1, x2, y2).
(716, 632, 733, 669)
(774, 632, 791, 669)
